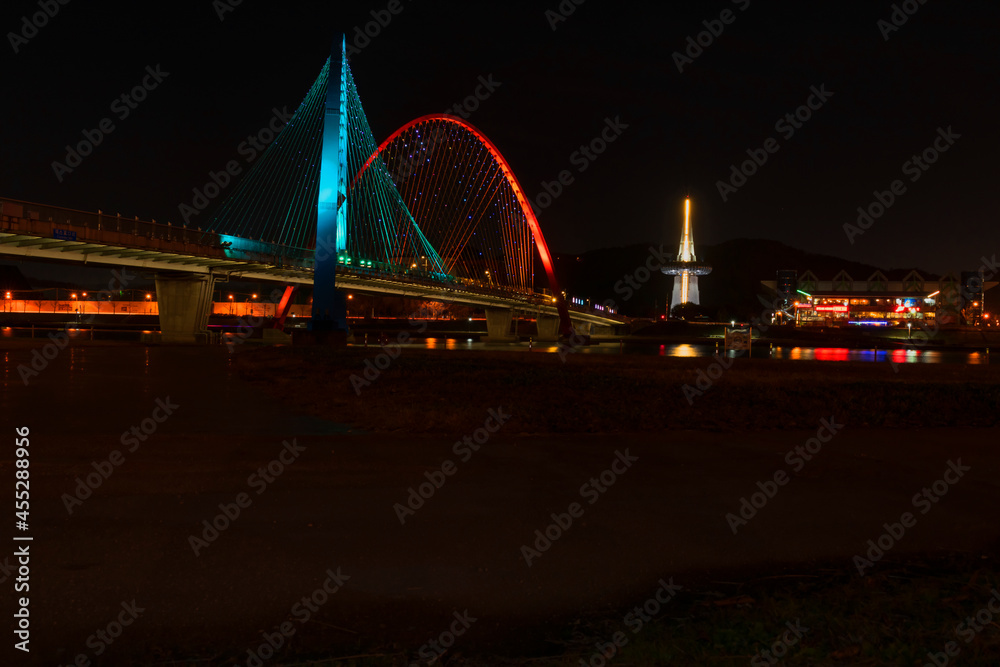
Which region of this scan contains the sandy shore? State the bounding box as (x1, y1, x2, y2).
(4, 343, 999, 665)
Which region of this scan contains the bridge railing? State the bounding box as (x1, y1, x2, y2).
(0, 199, 623, 320)
(0, 197, 317, 269)
(0, 198, 210, 243)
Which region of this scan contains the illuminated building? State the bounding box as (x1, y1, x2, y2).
(762, 270, 998, 327)
(661, 197, 712, 306)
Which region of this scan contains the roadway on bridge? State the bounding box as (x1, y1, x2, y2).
(5, 344, 999, 664)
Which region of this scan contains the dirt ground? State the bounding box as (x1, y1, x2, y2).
(2, 343, 999, 665)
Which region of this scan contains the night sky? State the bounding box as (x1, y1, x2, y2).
(2, 0, 998, 275)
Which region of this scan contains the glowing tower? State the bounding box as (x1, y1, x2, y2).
(662, 197, 712, 306)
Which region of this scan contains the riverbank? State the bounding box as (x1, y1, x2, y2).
(234, 346, 1000, 434)
(4, 344, 999, 665)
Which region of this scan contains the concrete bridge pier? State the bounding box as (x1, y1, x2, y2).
(536, 315, 561, 341)
(483, 308, 518, 342)
(572, 321, 593, 337)
(155, 272, 216, 343)
(591, 324, 612, 336)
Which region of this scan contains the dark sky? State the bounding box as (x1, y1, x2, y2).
(2, 0, 998, 275)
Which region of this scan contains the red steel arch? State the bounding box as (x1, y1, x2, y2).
(353, 114, 571, 336)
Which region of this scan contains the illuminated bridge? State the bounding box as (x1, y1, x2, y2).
(0, 36, 621, 342)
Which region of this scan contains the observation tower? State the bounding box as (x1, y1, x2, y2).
(661, 197, 712, 306)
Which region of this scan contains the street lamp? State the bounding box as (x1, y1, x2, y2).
(907, 322, 912, 341)
(228, 294, 234, 314)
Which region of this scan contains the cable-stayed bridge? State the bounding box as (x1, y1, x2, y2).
(0, 36, 621, 342)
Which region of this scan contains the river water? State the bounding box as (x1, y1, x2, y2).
(356, 338, 990, 364)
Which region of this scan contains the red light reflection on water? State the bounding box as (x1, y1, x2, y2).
(813, 348, 850, 362)
(774, 346, 982, 364)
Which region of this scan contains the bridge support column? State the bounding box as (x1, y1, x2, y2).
(591, 324, 612, 336)
(155, 273, 216, 344)
(536, 315, 561, 342)
(483, 308, 517, 342)
(573, 321, 592, 336)
(309, 34, 350, 340)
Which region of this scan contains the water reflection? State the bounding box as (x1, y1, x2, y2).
(423, 338, 476, 350)
(773, 346, 983, 364)
(400, 341, 986, 364)
(665, 344, 700, 358)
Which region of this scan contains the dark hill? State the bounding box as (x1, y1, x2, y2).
(550, 239, 935, 320)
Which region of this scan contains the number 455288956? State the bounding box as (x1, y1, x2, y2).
(15, 427, 29, 528)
